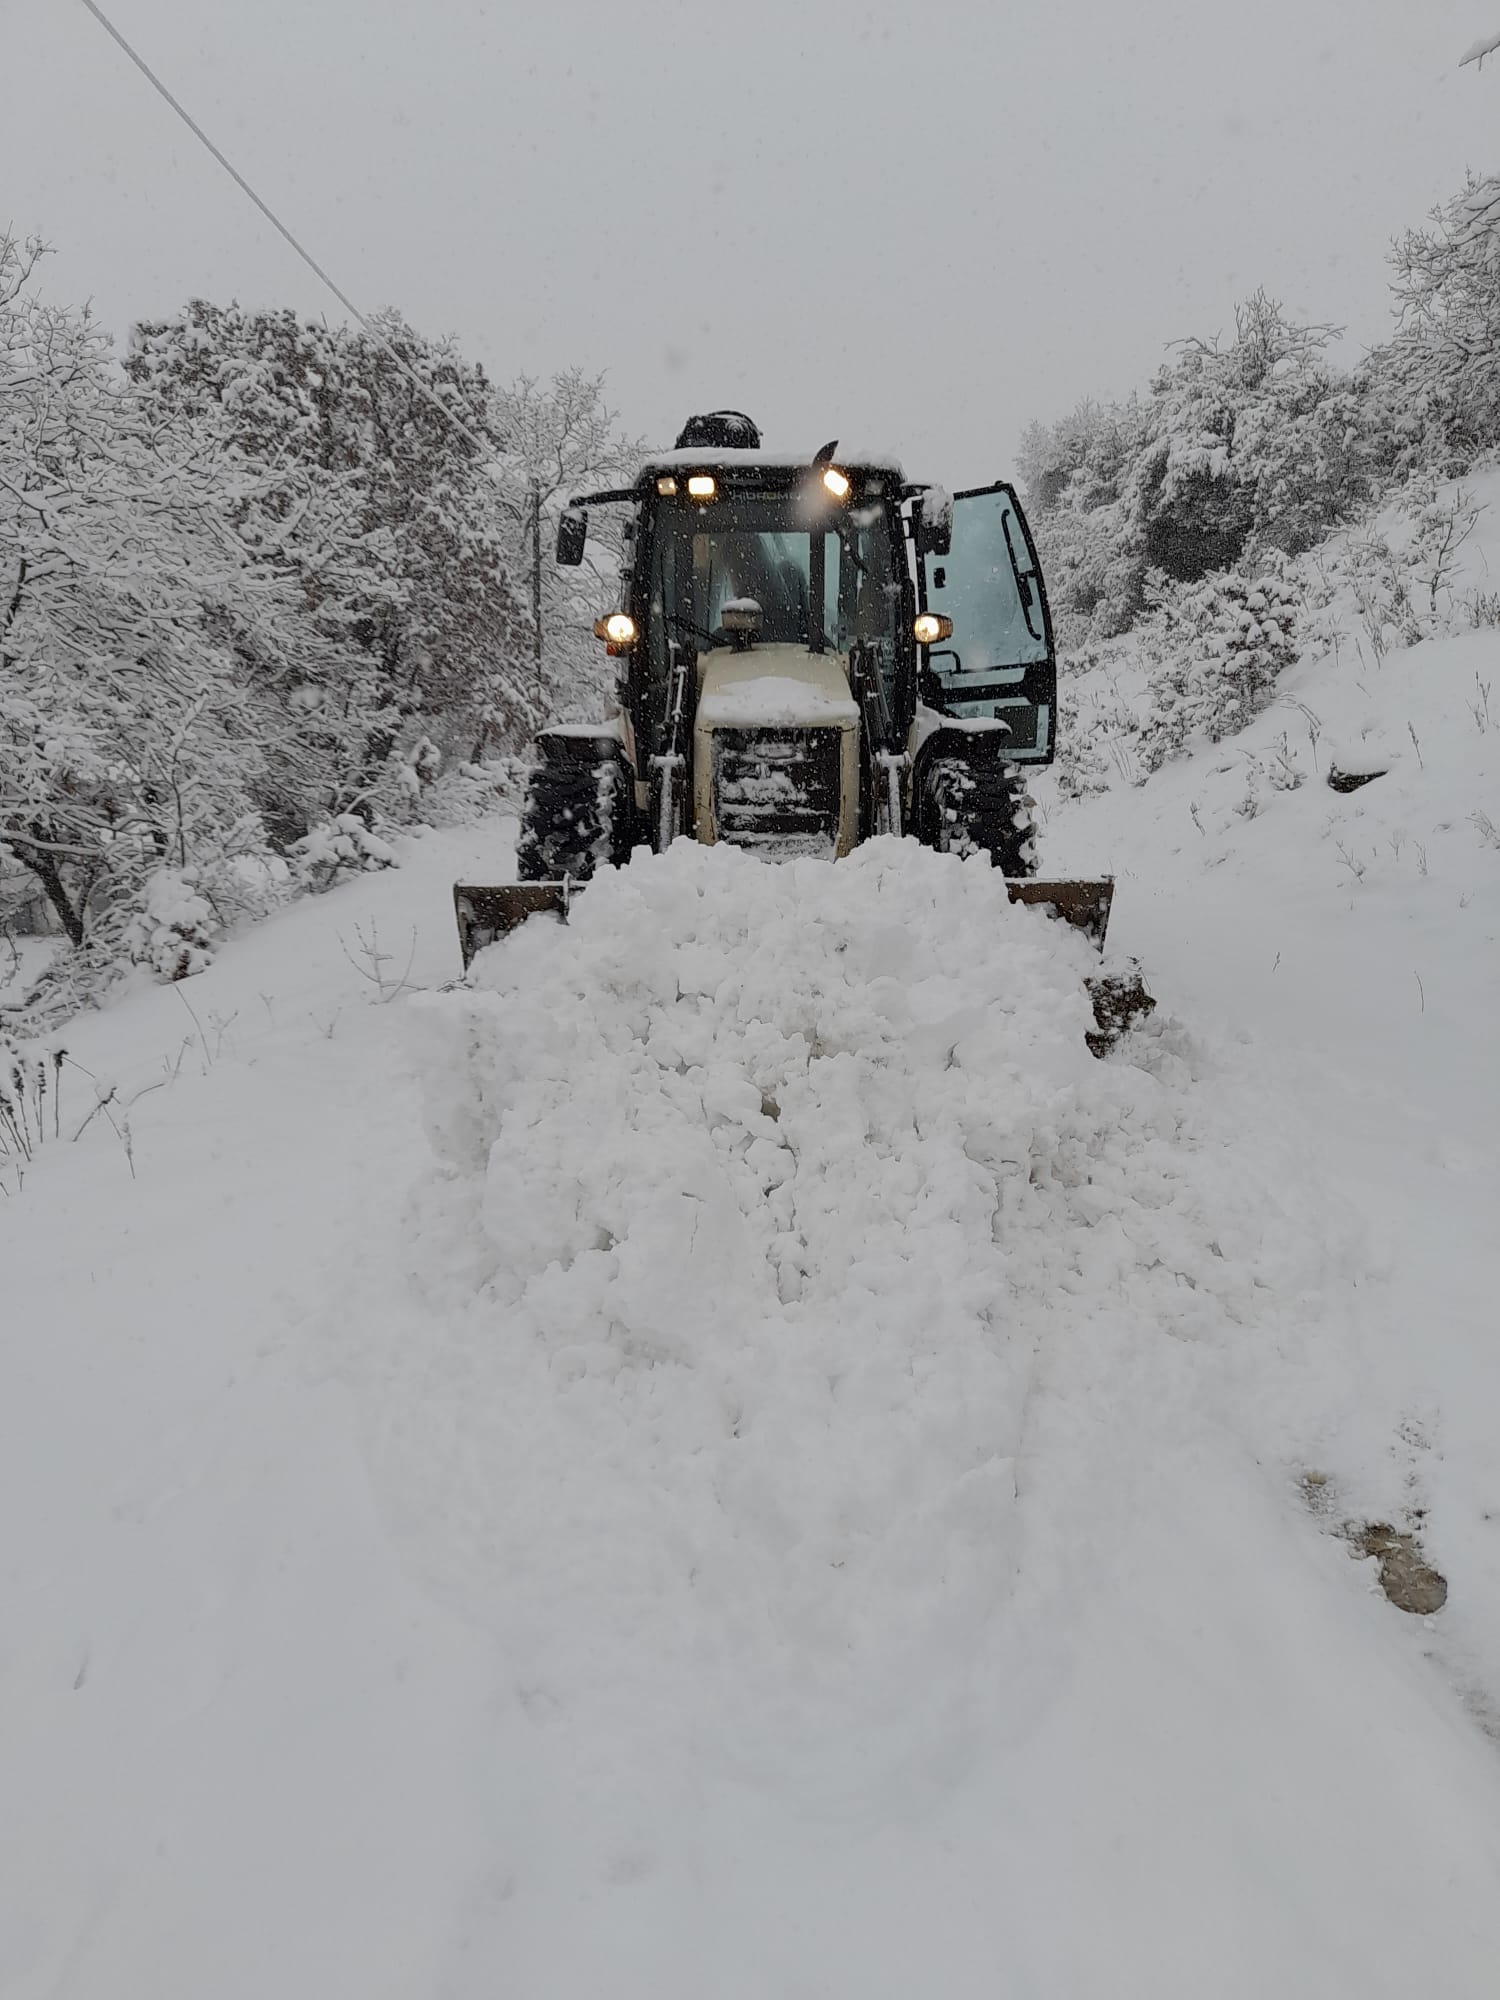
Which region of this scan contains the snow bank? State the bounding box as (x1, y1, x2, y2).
(1037, 472, 1500, 1763)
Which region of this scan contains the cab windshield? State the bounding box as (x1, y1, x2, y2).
(643, 487, 901, 679)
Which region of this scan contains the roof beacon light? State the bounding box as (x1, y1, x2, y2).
(913, 613, 953, 646)
(656, 476, 678, 496)
(687, 474, 717, 500)
(821, 465, 851, 501)
(593, 612, 638, 650)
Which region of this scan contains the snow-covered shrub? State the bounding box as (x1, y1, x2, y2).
(405, 735, 443, 791)
(1402, 476, 1483, 622)
(1344, 530, 1424, 660)
(1299, 473, 1484, 668)
(413, 756, 530, 828)
(291, 814, 398, 894)
(1265, 732, 1307, 792)
(124, 872, 218, 983)
(1053, 666, 1143, 797)
(195, 848, 293, 931)
(169, 815, 293, 931)
(1039, 501, 1146, 645)
(1136, 559, 1302, 773)
(1053, 686, 1114, 799)
(0, 1032, 56, 1190)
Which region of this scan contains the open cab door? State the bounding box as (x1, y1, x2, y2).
(917, 482, 1056, 763)
(916, 482, 1114, 950)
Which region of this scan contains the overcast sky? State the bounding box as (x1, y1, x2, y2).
(4, 0, 1497, 485)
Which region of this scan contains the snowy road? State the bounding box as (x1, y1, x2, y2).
(4, 822, 1500, 1998)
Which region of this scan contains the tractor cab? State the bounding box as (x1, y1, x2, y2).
(549, 412, 1058, 863)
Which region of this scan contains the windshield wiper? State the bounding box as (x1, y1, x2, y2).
(663, 609, 717, 646)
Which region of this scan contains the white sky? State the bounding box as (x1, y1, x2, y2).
(4, 0, 1497, 485)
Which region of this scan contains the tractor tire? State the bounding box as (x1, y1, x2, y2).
(517, 747, 637, 882)
(916, 754, 1037, 877)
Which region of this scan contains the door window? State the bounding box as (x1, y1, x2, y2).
(920, 484, 1054, 756)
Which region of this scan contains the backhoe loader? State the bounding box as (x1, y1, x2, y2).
(455, 412, 1122, 980)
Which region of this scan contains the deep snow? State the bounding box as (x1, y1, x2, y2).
(3, 539, 1500, 1993)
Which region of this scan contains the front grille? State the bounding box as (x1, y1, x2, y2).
(711, 726, 841, 857)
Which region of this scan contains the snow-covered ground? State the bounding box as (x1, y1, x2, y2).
(3, 546, 1499, 1993)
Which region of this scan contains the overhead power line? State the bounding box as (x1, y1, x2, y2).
(75, 0, 507, 476)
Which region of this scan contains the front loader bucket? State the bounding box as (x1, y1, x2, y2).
(454, 881, 572, 968)
(1006, 877, 1113, 948)
(456, 873, 1114, 970)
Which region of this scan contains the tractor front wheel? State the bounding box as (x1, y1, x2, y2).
(915, 753, 1036, 876)
(517, 739, 638, 882)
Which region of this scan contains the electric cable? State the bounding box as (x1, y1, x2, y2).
(75, 0, 506, 475)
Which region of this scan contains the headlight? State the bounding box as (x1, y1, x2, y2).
(593, 613, 637, 648)
(821, 465, 851, 500)
(686, 475, 717, 499)
(913, 613, 953, 645)
(656, 476, 678, 497)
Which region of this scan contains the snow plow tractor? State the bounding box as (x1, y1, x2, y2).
(455, 411, 1117, 965)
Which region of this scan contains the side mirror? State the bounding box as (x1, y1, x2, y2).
(914, 486, 952, 559)
(556, 507, 588, 567)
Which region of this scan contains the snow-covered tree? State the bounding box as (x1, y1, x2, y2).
(126, 301, 535, 795)
(1019, 398, 1151, 638)
(488, 368, 643, 721)
(1024, 296, 1362, 642)
(0, 237, 289, 950)
(1387, 175, 1500, 461)
(1129, 294, 1360, 580)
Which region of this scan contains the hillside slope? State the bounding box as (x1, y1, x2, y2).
(1039, 477, 1500, 1721)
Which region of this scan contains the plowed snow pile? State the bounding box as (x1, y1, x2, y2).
(341, 836, 1500, 1995)
(411, 840, 1314, 1725)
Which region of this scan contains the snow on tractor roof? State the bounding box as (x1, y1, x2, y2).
(639, 445, 908, 480)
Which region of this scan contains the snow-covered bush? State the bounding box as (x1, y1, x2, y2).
(124, 873, 218, 983)
(1136, 559, 1302, 773)
(190, 823, 295, 931)
(291, 815, 398, 894)
(1035, 499, 1146, 645)
(1053, 686, 1114, 800)
(403, 736, 444, 793)
(1053, 668, 1140, 797)
(413, 757, 530, 828)
(0, 1031, 58, 1190)
(1299, 474, 1484, 667)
